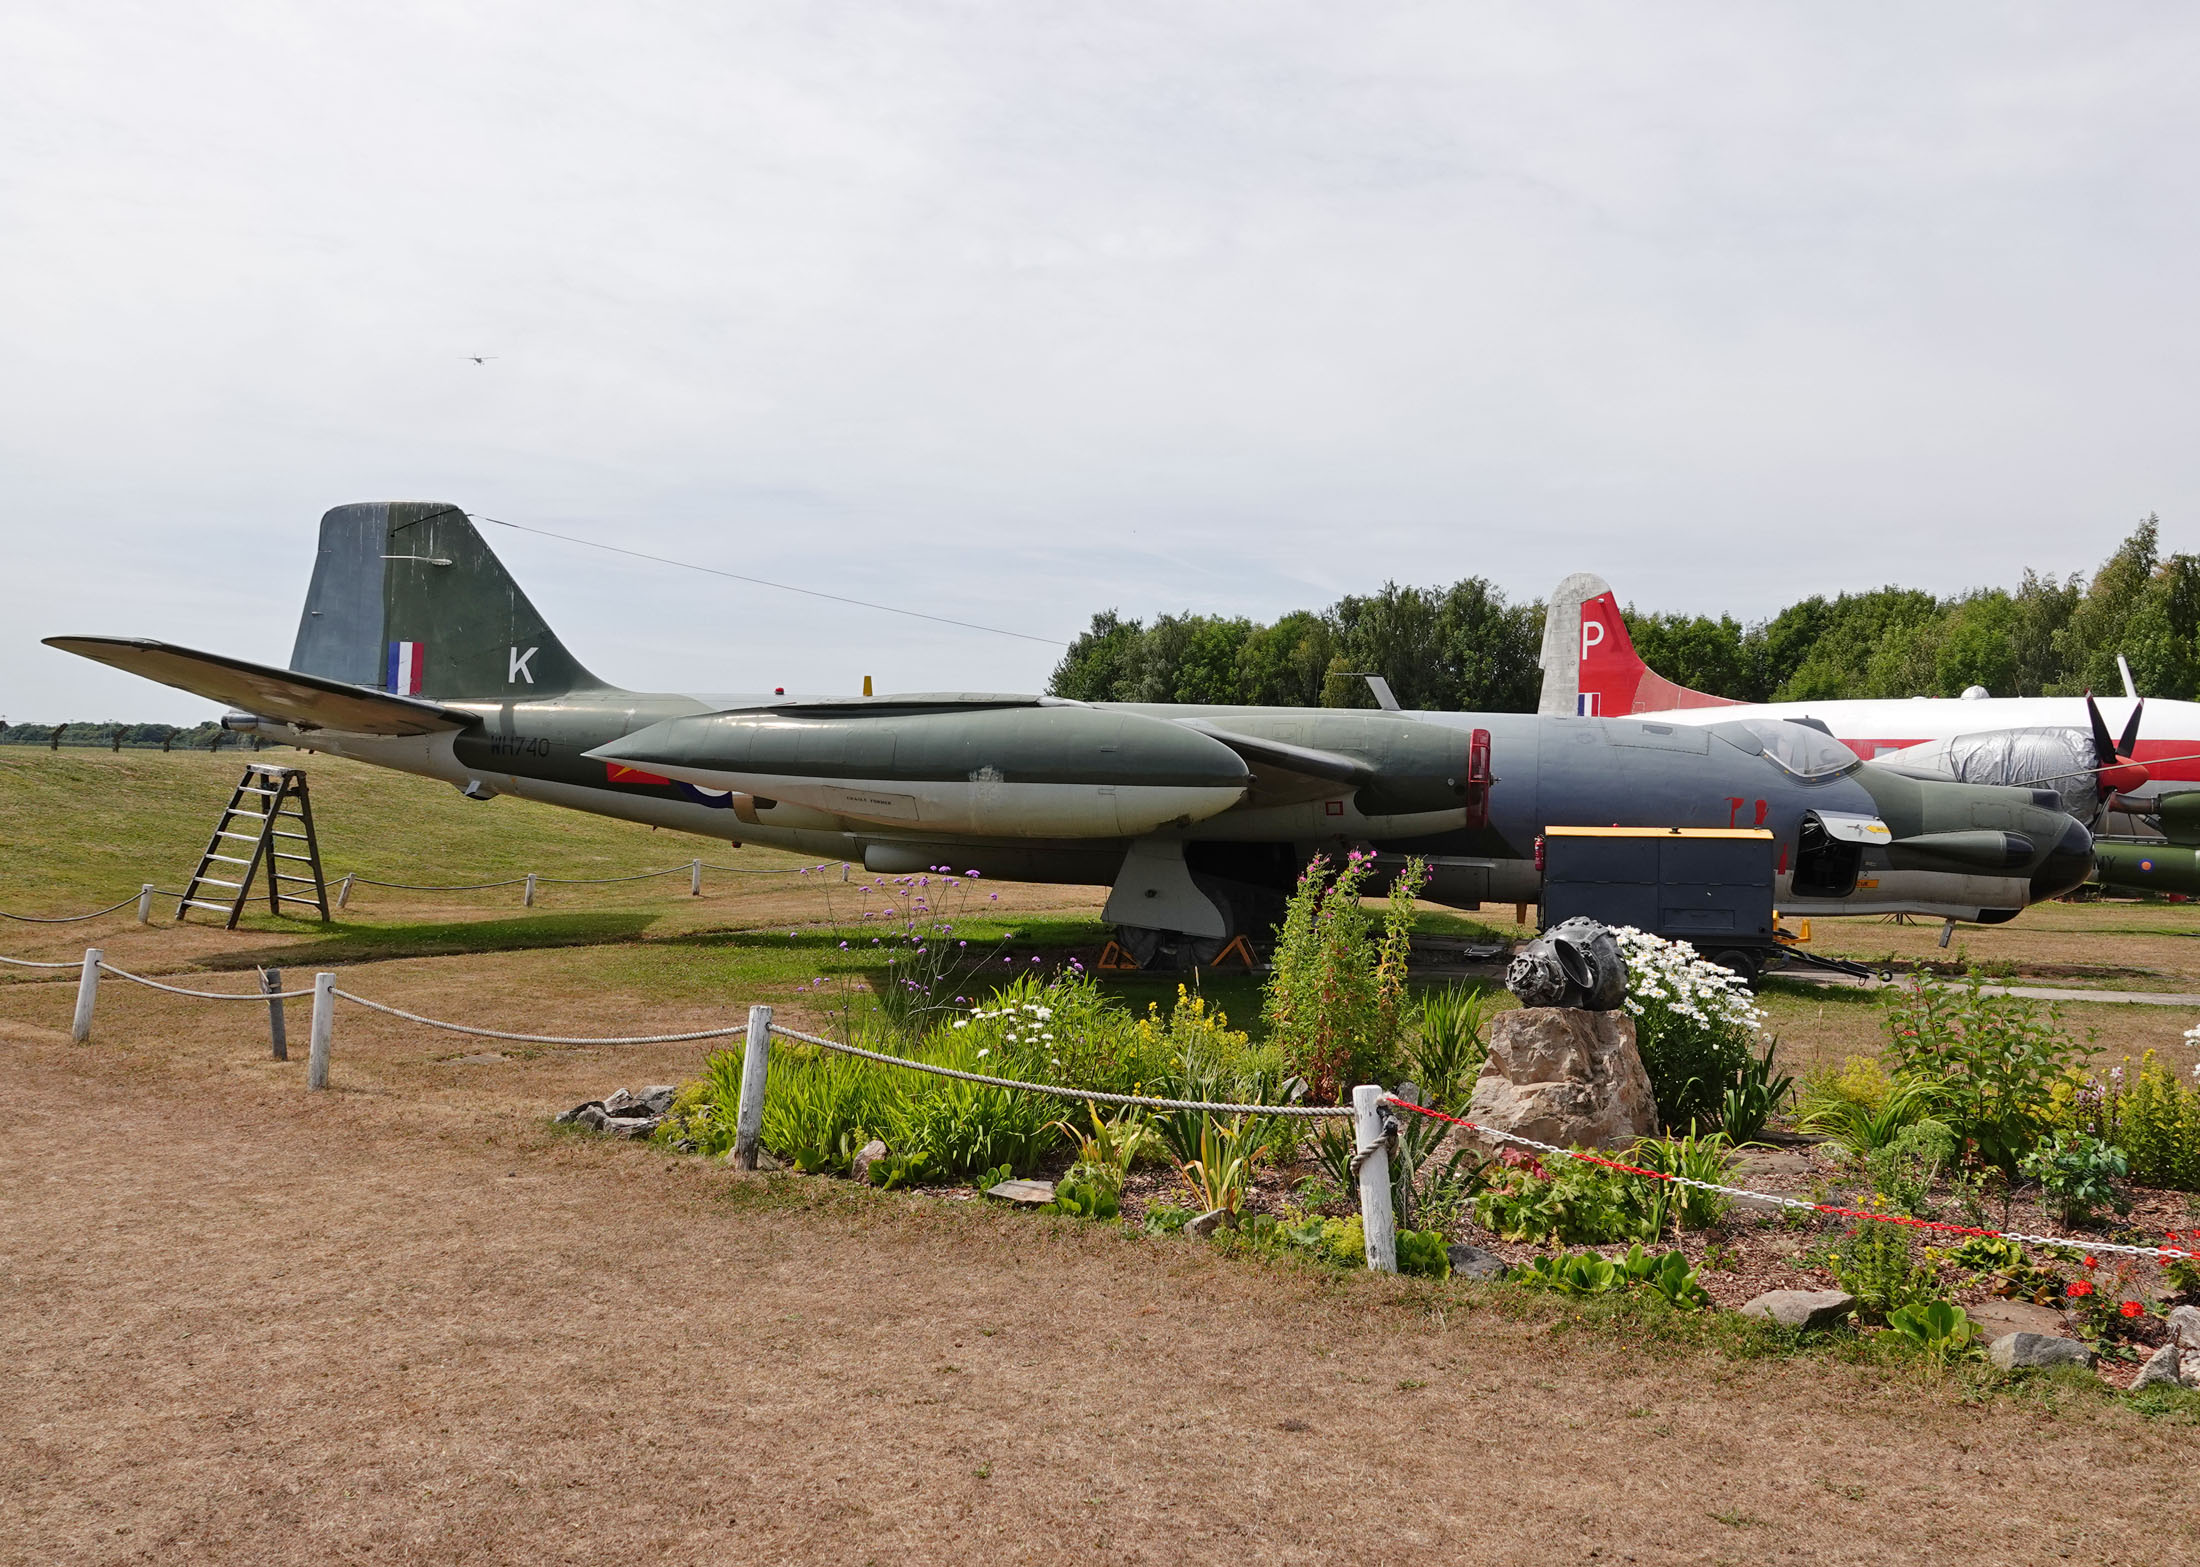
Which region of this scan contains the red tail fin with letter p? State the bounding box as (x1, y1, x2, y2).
(1537, 573, 1741, 718)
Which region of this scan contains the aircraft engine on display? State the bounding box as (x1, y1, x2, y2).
(48, 502, 2099, 968)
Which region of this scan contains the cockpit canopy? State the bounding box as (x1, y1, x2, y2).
(1709, 718, 1861, 781)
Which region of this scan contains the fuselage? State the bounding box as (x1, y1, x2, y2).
(255, 693, 2093, 928)
(1634, 693, 2200, 802)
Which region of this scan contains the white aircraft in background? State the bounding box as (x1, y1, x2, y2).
(1534, 574, 2200, 873)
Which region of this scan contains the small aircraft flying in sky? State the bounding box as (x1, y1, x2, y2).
(48, 506, 2095, 966)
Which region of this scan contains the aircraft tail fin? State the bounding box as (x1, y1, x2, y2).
(289, 503, 610, 700)
(1537, 572, 1740, 717)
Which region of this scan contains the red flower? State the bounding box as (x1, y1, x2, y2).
(2067, 1280, 2095, 1299)
(2083, 1255, 2099, 1269)
(2119, 1301, 2144, 1319)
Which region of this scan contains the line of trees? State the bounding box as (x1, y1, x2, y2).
(1050, 581, 1545, 711)
(0, 722, 236, 749)
(1050, 516, 2199, 709)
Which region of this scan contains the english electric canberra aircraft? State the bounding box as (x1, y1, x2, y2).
(49, 504, 2094, 966)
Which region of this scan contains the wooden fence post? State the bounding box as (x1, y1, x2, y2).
(523, 872, 538, 908)
(136, 884, 154, 924)
(71, 948, 102, 1043)
(731, 1004, 772, 1169)
(337, 873, 355, 910)
(1353, 1084, 1397, 1273)
(263, 967, 288, 1061)
(307, 973, 334, 1090)
(690, 858, 703, 896)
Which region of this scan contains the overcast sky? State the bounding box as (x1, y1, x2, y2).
(6, 3, 2198, 722)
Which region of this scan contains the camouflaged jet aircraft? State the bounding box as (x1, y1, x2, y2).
(47, 502, 2096, 967)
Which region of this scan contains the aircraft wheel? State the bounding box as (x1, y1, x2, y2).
(1113, 925, 1167, 968)
(1109, 926, 1232, 971)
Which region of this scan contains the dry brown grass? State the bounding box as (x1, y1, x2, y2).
(5, 916, 2199, 1564)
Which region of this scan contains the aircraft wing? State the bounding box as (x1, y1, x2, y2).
(44, 637, 475, 737)
(711, 692, 1052, 716)
(1178, 720, 1373, 807)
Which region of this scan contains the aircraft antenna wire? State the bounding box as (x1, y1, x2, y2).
(471, 513, 1066, 646)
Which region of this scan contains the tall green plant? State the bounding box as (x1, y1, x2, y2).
(1626, 1129, 1738, 1235)
(2061, 1050, 2200, 1193)
(1409, 984, 1494, 1111)
(1796, 1071, 1945, 1157)
(1172, 1114, 1260, 1218)
(1882, 976, 2084, 1172)
(1262, 850, 1427, 1103)
(1829, 1217, 1940, 1324)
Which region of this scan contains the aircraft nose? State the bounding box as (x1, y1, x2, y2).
(2029, 814, 2094, 904)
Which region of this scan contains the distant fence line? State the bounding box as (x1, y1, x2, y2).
(0, 858, 850, 925)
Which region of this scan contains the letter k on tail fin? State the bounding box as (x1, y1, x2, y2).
(1536, 573, 1740, 718)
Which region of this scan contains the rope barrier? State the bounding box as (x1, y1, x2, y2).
(331, 989, 748, 1046)
(0, 954, 80, 969)
(766, 1022, 1356, 1117)
(341, 860, 837, 888)
(96, 962, 314, 1001)
(535, 865, 693, 885)
(9, 859, 839, 911)
(340, 875, 531, 891)
(1384, 1095, 2197, 1263)
(0, 894, 149, 923)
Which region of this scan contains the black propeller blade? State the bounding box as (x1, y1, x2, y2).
(2119, 697, 2145, 758)
(2085, 690, 2150, 800)
(2086, 690, 2118, 772)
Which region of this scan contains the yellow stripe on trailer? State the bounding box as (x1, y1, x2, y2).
(1545, 825, 1774, 840)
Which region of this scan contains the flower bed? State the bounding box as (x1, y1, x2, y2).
(635, 872, 2199, 1382)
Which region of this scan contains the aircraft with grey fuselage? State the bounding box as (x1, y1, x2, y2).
(46, 503, 2096, 967)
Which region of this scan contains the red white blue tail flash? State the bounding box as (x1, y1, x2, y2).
(386, 641, 424, 695)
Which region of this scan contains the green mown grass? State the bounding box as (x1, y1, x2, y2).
(0, 748, 797, 915)
(211, 912, 666, 971)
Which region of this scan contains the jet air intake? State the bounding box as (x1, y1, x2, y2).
(1886, 829, 2039, 873)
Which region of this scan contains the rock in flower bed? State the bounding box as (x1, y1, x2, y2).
(557, 1085, 677, 1138)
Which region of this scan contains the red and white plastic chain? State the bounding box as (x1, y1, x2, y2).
(1384, 1094, 2197, 1263)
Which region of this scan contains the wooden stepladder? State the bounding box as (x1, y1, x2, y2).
(177, 764, 331, 928)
